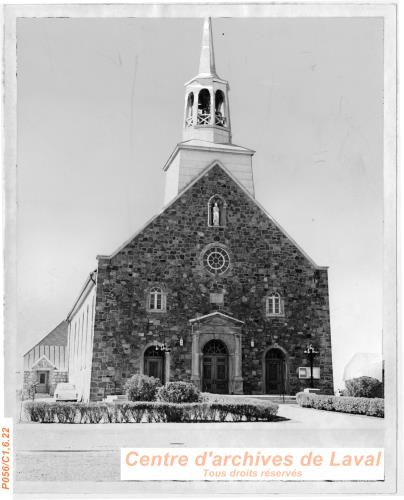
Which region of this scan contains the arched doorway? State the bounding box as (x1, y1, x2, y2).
(144, 346, 165, 384)
(265, 348, 286, 394)
(202, 339, 228, 394)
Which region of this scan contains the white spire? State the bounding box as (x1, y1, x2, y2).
(198, 17, 217, 77)
(164, 17, 255, 205)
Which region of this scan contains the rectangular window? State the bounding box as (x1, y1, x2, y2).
(298, 367, 320, 379)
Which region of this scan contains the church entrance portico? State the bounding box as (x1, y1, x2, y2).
(189, 312, 244, 394)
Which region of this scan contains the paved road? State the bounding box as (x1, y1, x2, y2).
(14, 404, 385, 494)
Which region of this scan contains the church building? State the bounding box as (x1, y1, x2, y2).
(65, 18, 334, 401)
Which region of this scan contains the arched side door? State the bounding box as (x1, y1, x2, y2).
(265, 348, 286, 394)
(144, 346, 165, 384)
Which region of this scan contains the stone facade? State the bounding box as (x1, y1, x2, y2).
(22, 321, 68, 397)
(89, 164, 333, 401)
(23, 369, 68, 398)
(60, 18, 334, 402)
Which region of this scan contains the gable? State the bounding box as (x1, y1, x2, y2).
(24, 320, 68, 357)
(99, 161, 324, 271)
(39, 321, 68, 346)
(31, 355, 56, 371)
(189, 311, 244, 326)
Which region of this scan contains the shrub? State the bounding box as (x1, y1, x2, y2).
(344, 376, 383, 398)
(295, 392, 312, 407)
(23, 400, 279, 423)
(157, 381, 201, 403)
(24, 382, 38, 401)
(295, 392, 384, 417)
(124, 374, 162, 402)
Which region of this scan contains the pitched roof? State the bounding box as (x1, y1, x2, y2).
(24, 320, 68, 356)
(66, 270, 97, 320)
(98, 160, 327, 269)
(163, 139, 254, 172)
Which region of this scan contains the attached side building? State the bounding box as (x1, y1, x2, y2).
(23, 321, 69, 396)
(66, 271, 97, 402)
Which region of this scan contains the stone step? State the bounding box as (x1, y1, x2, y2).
(236, 395, 297, 404)
(104, 395, 128, 403)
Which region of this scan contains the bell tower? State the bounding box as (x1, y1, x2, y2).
(163, 18, 255, 205)
(183, 17, 231, 144)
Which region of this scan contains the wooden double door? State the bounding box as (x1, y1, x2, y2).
(202, 340, 229, 394)
(144, 346, 165, 384)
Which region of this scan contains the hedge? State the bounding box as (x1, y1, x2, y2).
(295, 392, 384, 417)
(24, 400, 279, 424)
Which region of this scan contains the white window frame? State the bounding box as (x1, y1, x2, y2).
(266, 293, 284, 317)
(147, 287, 167, 313)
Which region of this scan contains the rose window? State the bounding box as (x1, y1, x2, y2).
(202, 246, 230, 274)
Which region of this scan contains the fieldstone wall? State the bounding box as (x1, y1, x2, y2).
(89, 164, 333, 400)
(49, 371, 69, 396)
(23, 371, 37, 398)
(22, 370, 68, 398)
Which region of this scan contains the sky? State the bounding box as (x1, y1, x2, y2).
(16, 17, 383, 389)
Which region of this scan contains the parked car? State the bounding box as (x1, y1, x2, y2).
(54, 383, 79, 402)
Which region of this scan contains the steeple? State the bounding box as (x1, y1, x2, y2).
(163, 18, 255, 206)
(198, 17, 217, 77)
(182, 17, 231, 144)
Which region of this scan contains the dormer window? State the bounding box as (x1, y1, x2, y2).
(147, 287, 166, 312)
(266, 293, 284, 317)
(208, 195, 227, 227)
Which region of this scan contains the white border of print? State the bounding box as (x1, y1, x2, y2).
(1, 1, 400, 498)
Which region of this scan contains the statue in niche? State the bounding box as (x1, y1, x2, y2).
(212, 202, 220, 226)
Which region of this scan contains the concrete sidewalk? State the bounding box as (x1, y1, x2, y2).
(14, 404, 385, 491)
(15, 404, 384, 452)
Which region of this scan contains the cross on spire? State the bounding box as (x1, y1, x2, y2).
(198, 17, 217, 77)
